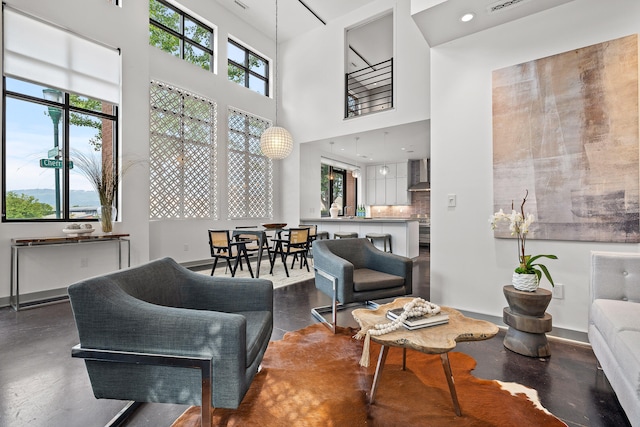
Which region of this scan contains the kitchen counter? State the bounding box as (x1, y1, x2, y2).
(300, 218, 419, 258)
(301, 217, 417, 223)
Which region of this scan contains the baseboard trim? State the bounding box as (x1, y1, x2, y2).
(457, 309, 589, 345)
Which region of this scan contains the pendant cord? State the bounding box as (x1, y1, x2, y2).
(274, 0, 279, 126)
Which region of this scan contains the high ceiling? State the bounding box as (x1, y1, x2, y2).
(214, 0, 576, 163)
(215, 0, 576, 45)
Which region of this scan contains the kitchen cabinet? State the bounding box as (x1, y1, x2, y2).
(365, 161, 409, 205)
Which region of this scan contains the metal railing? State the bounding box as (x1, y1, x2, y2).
(345, 58, 393, 118)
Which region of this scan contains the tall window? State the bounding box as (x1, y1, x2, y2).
(320, 165, 347, 217)
(227, 108, 272, 219)
(227, 39, 269, 96)
(3, 7, 120, 222)
(149, 0, 214, 71)
(149, 81, 217, 219)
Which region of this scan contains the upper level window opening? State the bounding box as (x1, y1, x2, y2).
(227, 39, 269, 96)
(345, 11, 394, 119)
(149, 0, 214, 71)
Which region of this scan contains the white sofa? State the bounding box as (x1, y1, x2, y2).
(589, 251, 640, 426)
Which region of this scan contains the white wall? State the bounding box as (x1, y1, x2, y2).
(431, 0, 640, 332)
(147, 0, 283, 265)
(0, 0, 279, 303)
(282, 0, 431, 223)
(0, 0, 151, 302)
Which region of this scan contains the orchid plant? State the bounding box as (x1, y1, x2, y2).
(490, 190, 557, 286)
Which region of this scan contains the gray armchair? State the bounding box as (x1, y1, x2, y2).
(68, 257, 273, 427)
(311, 238, 412, 332)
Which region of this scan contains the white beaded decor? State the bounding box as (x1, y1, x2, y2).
(260, 126, 293, 159)
(356, 298, 441, 367)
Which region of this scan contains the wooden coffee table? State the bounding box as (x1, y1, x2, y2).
(352, 297, 499, 416)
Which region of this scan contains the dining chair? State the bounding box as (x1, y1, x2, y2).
(270, 227, 310, 278)
(299, 224, 318, 261)
(208, 229, 252, 277)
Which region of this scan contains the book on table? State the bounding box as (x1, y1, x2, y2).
(386, 308, 449, 329)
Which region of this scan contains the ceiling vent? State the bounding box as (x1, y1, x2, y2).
(234, 0, 248, 10)
(487, 0, 532, 13)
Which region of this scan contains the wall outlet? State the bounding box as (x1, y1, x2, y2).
(80, 257, 89, 268)
(553, 283, 564, 299)
(183, 244, 189, 252)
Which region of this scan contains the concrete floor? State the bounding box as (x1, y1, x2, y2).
(0, 249, 631, 426)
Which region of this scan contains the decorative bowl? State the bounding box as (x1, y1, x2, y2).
(262, 223, 287, 230)
(62, 228, 95, 236)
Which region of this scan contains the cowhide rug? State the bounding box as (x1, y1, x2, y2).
(171, 323, 567, 426)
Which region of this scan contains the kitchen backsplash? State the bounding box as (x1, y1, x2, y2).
(370, 190, 430, 218)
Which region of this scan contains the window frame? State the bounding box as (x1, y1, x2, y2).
(227, 38, 269, 96)
(2, 77, 119, 223)
(149, 0, 215, 71)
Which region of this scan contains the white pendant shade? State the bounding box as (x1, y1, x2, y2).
(260, 126, 293, 159)
(352, 168, 361, 178)
(379, 165, 389, 175)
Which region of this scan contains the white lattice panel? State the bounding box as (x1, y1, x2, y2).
(228, 108, 272, 219)
(150, 81, 217, 219)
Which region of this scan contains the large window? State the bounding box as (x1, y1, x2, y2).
(227, 108, 272, 219)
(2, 7, 121, 222)
(3, 78, 118, 221)
(149, 81, 217, 219)
(149, 0, 214, 71)
(227, 39, 269, 96)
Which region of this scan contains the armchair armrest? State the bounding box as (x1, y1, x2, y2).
(313, 245, 355, 301)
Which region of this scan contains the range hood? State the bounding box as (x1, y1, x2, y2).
(408, 158, 430, 192)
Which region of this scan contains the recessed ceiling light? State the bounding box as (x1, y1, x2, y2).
(460, 13, 475, 22)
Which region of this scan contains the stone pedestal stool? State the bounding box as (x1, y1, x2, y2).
(502, 285, 552, 357)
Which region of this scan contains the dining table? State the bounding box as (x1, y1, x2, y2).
(231, 229, 274, 278)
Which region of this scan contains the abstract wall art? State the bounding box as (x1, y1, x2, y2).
(492, 34, 639, 242)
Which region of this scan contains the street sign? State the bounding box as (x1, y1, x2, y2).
(39, 159, 73, 169)
(47, 148, 59, 159)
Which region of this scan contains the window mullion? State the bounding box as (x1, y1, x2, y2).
(62, 92, 70, 219)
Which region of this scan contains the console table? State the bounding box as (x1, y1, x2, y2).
(10, 233, 130, 311)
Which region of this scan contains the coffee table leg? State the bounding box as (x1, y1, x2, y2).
(440, 353, 462, 416)
(369, 345, 389, 404)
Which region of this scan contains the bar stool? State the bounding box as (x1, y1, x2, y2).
(366, 233, 392, 253)
(316, 231, 329, 240)
(334, 231, 358, 239)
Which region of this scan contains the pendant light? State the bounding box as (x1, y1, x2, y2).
(379, 132, 390, 175)
(260, 0, 293, 159)
(352, 136, 361, 178)
(327, 141, 335, 180)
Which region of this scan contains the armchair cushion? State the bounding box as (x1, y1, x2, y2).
(353, 268, 406, 292)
